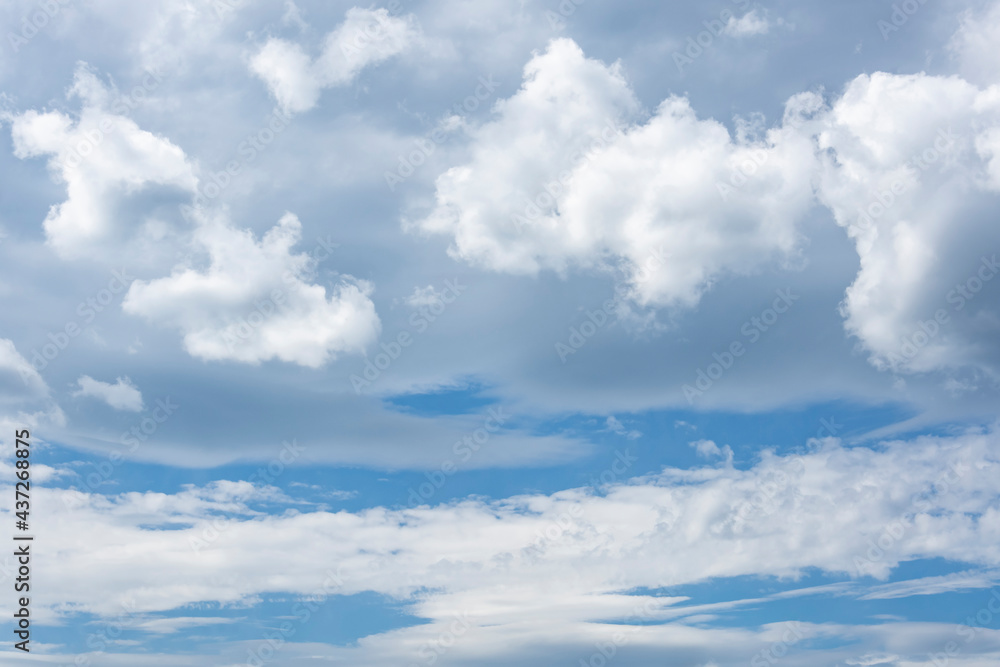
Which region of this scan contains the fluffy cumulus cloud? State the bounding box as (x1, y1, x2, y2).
(416, 22, 1000, 377)
(72, 375, 143, 411)
(814, 71, 1000, 376)
(250, 7, 420, 115)
(14, 427, 1000, 664)
(122, 210, 380, 367)
(414, 38, 817, 308)
(7, 1, 1000, 664)
(5, 64, 197, 258)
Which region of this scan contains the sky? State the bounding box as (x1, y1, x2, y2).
(0, 0, 1000, 664)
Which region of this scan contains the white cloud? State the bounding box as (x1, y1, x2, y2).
(250, 7, 420, 115)
(723, 10, 770, 37)
(405, 285, 447, 308)
(19, 427, 1000, 664)
(689, 439, 732, 462)
(858, 570, 1000, 600)
(605, 416, 642, 439)
(414, 38, 817, 308)
(133, 616, 239, 635)
(416, 24, 1000, 378)
(122, 210, 380, 367)
(72, 375, 144, 412)
(814, 70, 1000, 375)
(5, 64, 197, 259)
(949, 1, 1000, 86)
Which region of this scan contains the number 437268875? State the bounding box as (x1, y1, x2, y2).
(14, 429, 30, 526)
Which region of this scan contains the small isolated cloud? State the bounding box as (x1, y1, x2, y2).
(604, 416, 642, 439)
(724, 10, 770, 37)
(73, 375, 144, 412)
(123, 211, 380, 367)
(405, 285, 446, 308)
(690, 439, 733, 462)
(289, 482, 357, 500)
(250, 7, 420, 115)
(134, 616, 239, 636)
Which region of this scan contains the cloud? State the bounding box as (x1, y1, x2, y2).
(416, 22, 1000, 380)
(250, 7, 420, 115)
(690, 439, 732, 462)
(0, 338, 65, 430)
(72, 375, 144, 412)
(22, 426, 1000, 664)
(949, 1, 1000, 86)
(724, 10, 770, 37)
(122, 210, 380, 367)
(858, 570, 1000, 600)
(604, 416, 642, 439)
(413, 38, 817, 309)
(405, 284, 449, 308)
(133, 616, 239, 635)
(5, 64, 197, 259)
(814, 70, 1000, 376)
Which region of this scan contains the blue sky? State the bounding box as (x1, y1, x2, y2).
(1, 0, 1000, 665)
